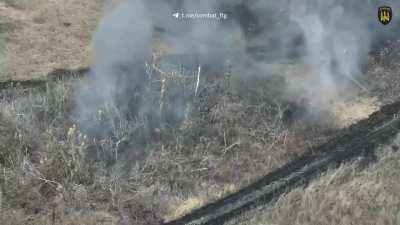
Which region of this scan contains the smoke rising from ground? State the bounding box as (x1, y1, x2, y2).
(77, 0, 400, 129)
(289, 0, 372, 101)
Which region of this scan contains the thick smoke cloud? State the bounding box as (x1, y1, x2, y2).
(77, 0, 400, 130)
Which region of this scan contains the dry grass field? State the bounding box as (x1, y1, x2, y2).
(0, 1, 400, 225)
(0, 58, 397, 225)
(242, 136, 400, 225)
(0, 0, 102, 80)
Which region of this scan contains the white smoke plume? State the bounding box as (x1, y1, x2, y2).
(76, 0, 400, 130)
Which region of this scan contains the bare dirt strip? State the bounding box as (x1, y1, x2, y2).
(164, 99, 400, 225)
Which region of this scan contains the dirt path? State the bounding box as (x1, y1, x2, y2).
(164, 99, 400, 225)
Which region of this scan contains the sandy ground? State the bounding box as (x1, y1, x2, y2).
(0, 0, 103, 81)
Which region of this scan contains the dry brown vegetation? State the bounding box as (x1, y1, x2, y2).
(0, 0, 103, 80)
(0, 58, 395, 224)
(0, 65, 352, 225)
(243, 136, 400, 225)
(1, 1, 400, 225)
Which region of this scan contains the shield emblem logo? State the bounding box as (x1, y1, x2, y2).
(378, 6, 392, 25)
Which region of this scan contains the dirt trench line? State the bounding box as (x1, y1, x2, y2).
(164, 100, 400, 225)
(0, 67, 89, 90)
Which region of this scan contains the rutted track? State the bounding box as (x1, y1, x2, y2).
(165, 100, 400, 225)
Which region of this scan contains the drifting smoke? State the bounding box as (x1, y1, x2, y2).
(288, 0, 372, 101)
(76, 0, 400, 131)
